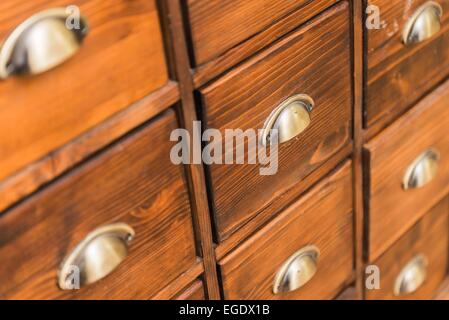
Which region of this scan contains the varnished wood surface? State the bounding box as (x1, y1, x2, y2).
(0, 0, 168, 183)
(200, 3, 352, 241)
(0, 82, 179, 212)
(191, 0, 340, 87)
(214, 144, 353, 260)
(151, 262, 204, 300)
(366, 197, 449, 300)
(336, 286, 357, 300)
(219, 161, 354, 300)
(165, 0, 221, 300)
(174, 280, 206, 300)
(365, 0, 449, 133)
(0, 110, 197, 299)
(366, 78, 449, 261)
(186, 0, 338, 66)
(434, 278, 449, 299)
(353, 0, 367, 300)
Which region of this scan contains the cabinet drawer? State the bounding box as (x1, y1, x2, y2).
(366, 197, 449, 300)
(365, 0, 449, 132)
(0, 110, 197, 299)
(219, 161, 353, 300)
(366, 79, 449, 260)
(200, 3, 352, 241)
(186, 0, 338, 66)
(0, 0, 168, 182)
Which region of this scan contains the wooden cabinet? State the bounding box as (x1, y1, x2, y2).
(219, 162, 353, 300)
(201, 2, 352, 242)
(0, 0, 168, 182)
(366, 197, 449, 300)
(365, 78, 449, 261)
(365, 0, 449, 134)
(0, 110, 197, 299)
(0, 0, 449, 301)
(186, 0, 338, 66)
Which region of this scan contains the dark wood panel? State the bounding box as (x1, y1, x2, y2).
(186, 0, 338, 66)
(365, 0, 449, 132)
(366, 79, 449, 261)
(0, 0, 168, 182)
(366, 197, 449, 300)
(200, 3, 352, 241)
(0, 110, 197, 299)
(219, 161, 353, 300)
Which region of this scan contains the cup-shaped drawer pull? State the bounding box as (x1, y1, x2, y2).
(0, 8, 89, 79)
(403, 149, 440, 190)
(394, 254, 428, 296)
(402, 1, 443, 45)
(58, 223, 135, 290)
(273, 245, 320, 294)
(261, 94, 314, 146)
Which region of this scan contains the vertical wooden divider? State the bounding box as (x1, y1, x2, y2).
(164, 0, 221, 299)
(352, 0, 366, 300)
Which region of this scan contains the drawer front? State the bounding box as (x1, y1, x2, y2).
(174, 280, 206, 300)
(366, 79, 449, 260)
(365, 0, 449, 131)
(0, 110, 197, 299)
(219, 162, 353, 300)
(200, 3, 352, 241)
(366, 197, 449, 300)
(0, 0, 168, 181)
(186, 0, 338, 65)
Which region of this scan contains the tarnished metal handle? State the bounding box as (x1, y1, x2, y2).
(58, 223, 135, 290)
(261, 94, 314, 146)
(394, 255, 428, 296)
(403, 149, 440, 190)
(273, 245, 320, 294)
(402, 1, 443, 45)
(0, 8, 88, 79)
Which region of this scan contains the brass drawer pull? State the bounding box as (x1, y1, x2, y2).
(58, 223, 135, 290)
(403, 149, 440, 190)
(273, 245, 320, 294)
(0, 8, 88, 79)
(394, 254, 428, 296)
(402, 1, 443, 45)
(261, 94, 314, 146)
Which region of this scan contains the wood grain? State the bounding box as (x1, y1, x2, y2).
(200, 3, 352, 241)
(0, 82, 179, 212)
(191, 0, 340, 87)
(0, 110, 197, 299)
(165, 0, 221, 300)
(219, 161, 354, 300)
(365, 78, 449, 261)
(434, 277, 449, 299)
(186, 0, 339, 66)
(366, 197, 449, 300)
(365, 0, 449, 133)
(0, 0, 168, 182)
(353, 0, 367, 300)
(214, 144, 353, 260)
(174, 280, 206, 300)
